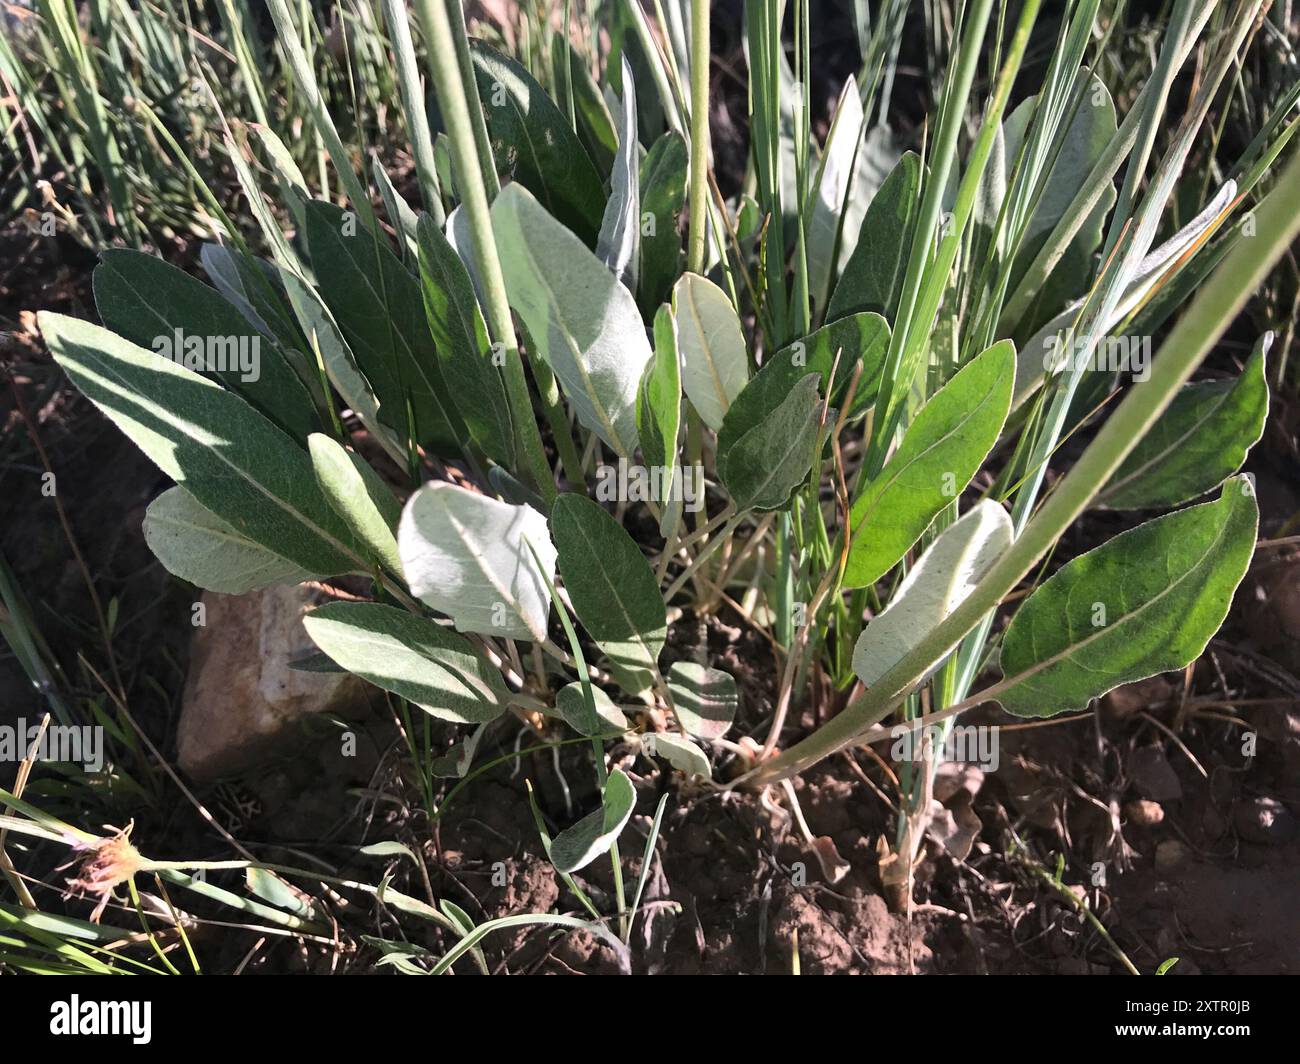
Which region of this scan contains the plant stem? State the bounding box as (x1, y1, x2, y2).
(743, 145, 1300, 788)
(686, 0, 711, 275)
(663, 514, 743, 601)
(415, 0, 555, 504)
(444, 0, 499, 198)
(864, 0, 995, 479)
(382, 0, 444, 224)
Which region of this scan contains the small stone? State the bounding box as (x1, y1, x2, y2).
(177, 583, 371, 781)
(1154, 839, 1188, 875)
(1125, 799, 1165, 827)
(1233, 797, 1298, 845)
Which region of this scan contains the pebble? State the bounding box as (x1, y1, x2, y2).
(1124, 799, 1165, 827)
(1233, 797, 1298, 845)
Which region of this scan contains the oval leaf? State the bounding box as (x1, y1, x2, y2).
(722, 373, 824, 514)
(844, 341, 1014, 589)
(470, 40, 605, 246)
(491, 183, 651, 457)
(143, 486, 315, 594)
(304, 200, 463, 455)
(550, 768, 636, 873)
(307, 434, 403, 576)
(303, 601, 511, 724)
(998, 479, 1258, 718)
(827, 151, 922, 325)
(41, 313, 369, 577)
(550, 494, 666, 693)
(673, 273, 749, 431)
(642, 731, 711, 779)
(852, 501, 1012, 687)
(1098, 334, 1269, 510)
(555, 682, 630, 738)
(638, 131, 688, 315)
(94, 249, 320, 441)
(398, 482, 555, 642)
(717, 311, 889, 482)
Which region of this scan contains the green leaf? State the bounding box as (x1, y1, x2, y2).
(672, 272, 749, 431)
(372, 157, 420, 262)
(637, 305, 682, 491)
(1098, 335, 1270, 510)
(470, 40, 605, 247)
(415, 213, 515, 468)
(549, 767, 636, 873)
(836, 126, 902, 275)
(304, 200, 463, 455)
(246, 868, 317, 920)
(554, 682, 629, 737)
(199, 244, 313, 383)
(277, 266, 407, 468)
(852, 501, 1011, 687)
(1004, 75, 1118, 336)
(398, 481, 555, 642)
(359, 841, 420, 863)
(717, 312, 889, 482)
(721, 374, 824, 514)
(844, 341, 1015, 589)
(827, 152, 922, 325)
(807, 75, 865, 312)
(143, 486, 314, 594)
(998, 479, 1258, 718)
(307, 434, 402, 576)
(642, 731, 710, 779)
(302, 601, 511, 725)
(491, 183, 651, 457)
(41, 313, 368, 577)
(596, 56, 640, 289)
(93, 249, 320, 441)
(638, 131, 688, 316)
(667, 662, 737, 741)
(550, 494, 666, 694)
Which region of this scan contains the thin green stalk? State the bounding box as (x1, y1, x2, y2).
(863, 0, 995, 479)
(998, 1, 1216, 330)
(444, 0, 499, 198)
(686, 0, 711, 275)
(744, 145, 1300, 787)
(266, 0, 375, 230)
(382, 0, 444, 224)
(415, 0, 555, 504)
